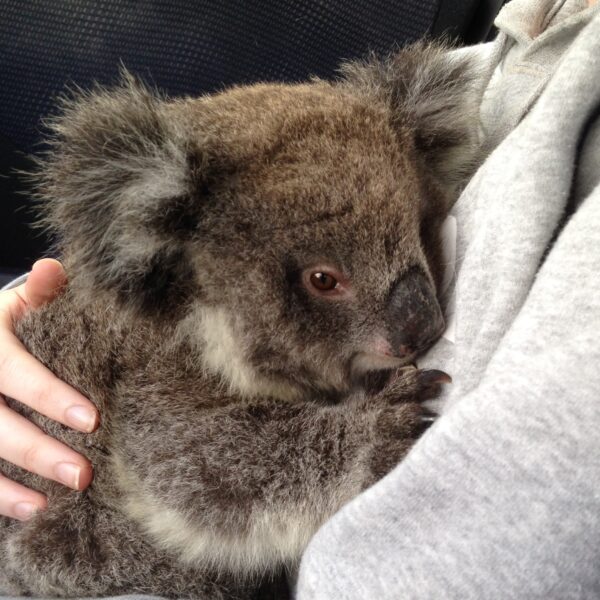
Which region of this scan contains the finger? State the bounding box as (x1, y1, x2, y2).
(23, 259, 67, 309)
(0, 331, 99, 433)
(0, 472, 47, 521)
(0, 403, 93, 491)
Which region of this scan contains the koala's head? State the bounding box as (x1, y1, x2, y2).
(37, 42, 483, 400)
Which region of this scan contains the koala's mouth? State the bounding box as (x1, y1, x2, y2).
(347, 351, 415, 395)
(349, 351, 415, 380)
(351, 352, 404, 372)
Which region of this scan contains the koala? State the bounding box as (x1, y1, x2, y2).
(0, 41, 482, 599)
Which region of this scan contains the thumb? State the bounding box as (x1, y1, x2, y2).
(24, 259, 67, 310)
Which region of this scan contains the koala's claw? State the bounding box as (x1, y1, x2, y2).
(415, 369, 452, 402)
(419, 410, 438, 424)
(377, 367, 452, 404)
(419, 369, 452, 386)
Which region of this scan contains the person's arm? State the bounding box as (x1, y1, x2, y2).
(0, 259, 97, 521)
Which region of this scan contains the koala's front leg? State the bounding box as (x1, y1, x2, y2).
(113, 370, 445, 575)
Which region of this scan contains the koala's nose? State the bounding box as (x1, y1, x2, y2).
(385, 268, 445, 357)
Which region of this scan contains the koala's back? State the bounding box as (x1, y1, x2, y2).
(0, 291, 283, 599)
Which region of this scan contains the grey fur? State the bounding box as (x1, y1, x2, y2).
(0, 42, 481, 599)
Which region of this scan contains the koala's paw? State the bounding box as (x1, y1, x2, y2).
(358, 367, 451, 483)
(366, 401, 429, 482)
(376, 366, 451, 405)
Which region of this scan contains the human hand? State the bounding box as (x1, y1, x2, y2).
(0, 259, 98, 521)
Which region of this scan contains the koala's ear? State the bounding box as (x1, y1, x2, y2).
(339, 40, 486, 191)
(35, 71, 213, 317)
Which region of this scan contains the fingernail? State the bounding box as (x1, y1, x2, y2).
(55, 462, 81, 489)
(13, 502, 39, 521)
(65, 405, 97, 432)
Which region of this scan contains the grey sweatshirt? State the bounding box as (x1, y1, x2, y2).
(297, 1, 600, 599)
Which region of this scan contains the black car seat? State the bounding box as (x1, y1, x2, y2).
(0, 0, 505, 286)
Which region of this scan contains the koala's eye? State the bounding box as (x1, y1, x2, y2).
(310, 272, 338, 291)
(301, 266, 351, 299)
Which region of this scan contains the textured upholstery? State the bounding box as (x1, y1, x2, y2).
(0, 0, 444, 152)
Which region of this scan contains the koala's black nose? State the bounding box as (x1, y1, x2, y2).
(385, 268, 445, 357)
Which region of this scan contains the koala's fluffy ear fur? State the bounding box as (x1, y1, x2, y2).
(35, 72, 206, 317)
(339, 40, 486, 192)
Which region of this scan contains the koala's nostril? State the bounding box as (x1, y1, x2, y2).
(386, 268, 444, 357)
